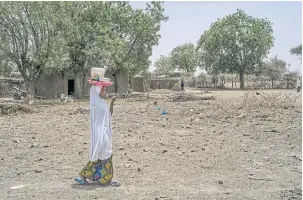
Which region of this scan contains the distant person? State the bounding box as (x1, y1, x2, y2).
(297, 78, 301, 92)
(181, 80, 185, 92)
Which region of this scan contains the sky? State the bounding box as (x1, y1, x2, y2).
(130, 1, 302, 74)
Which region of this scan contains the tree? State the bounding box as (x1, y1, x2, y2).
(57, 1, 167, 95)
(154, 55, 173, 74)
(170, 43, 197, 73)
(196, 9, 274, 89)
(263, 56, 286, 88)
(290, 44, 302, 61)
(0, 2, 60, 98)
(57, 2, 102, 98)
(198, 72, 208, 87)
(284, 71, 300, 89)
(0, 55, 16, 77)
(93, 1, 168, 92)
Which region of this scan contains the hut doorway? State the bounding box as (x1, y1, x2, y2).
(68, 79, 75, 95)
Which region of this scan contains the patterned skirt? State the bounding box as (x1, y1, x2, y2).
(79, 155, 113, 186)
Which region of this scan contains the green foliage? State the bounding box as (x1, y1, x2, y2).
(57, 2, 95, 73)
(0, 55, 16, 77)
(290, 44, 302, 61)
(170, 43, 197, 73)
(0, 2, 59, 80)
(154, 43, 198, 74)
(0, 2, 62, 95)
(154, 55, 173, 74)
(0, 1, 168, 96)
(196, 9, 274, 89)
(263, 56, 286, 83)
(284, 71, 300, 81)
(91, 1, 168, 74)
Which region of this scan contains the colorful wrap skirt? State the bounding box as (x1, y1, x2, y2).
(79, 155, 113, 185)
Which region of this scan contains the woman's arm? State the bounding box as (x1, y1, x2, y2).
(99, 86, 107, 98)
(110, 96, 116, 115)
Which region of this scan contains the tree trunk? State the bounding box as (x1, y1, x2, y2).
(114, 71, 118, 93)
(129, 74, 134, 89)
(25, 80, 35, 98)
(75, 72, 83, 99)
(232, 81, 234, 88)
(239, 71, 244, 89)
(271, 79, 274, 89)
(82, 74, 86, 97)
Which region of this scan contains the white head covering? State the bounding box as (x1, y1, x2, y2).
(89, 85, 112, 161)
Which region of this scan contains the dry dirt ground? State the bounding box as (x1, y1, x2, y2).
(0, 88, 302, 200)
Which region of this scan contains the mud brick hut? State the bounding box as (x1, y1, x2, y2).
(150, 78, 179, 90)
(35, 70, 129, 99)
(128, 73, 152, 93)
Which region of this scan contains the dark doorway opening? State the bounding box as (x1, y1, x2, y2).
(68, 79, 75, 95)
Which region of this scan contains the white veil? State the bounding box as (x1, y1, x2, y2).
(89, 85, 112, 161)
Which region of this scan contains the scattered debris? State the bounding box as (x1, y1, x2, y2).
(11, 185, 26, 190)
(0, 103, 32, 115)
(124, 164, 131, 168)
(13, 92, 22, 100)
(249, 177, 273, 181)
(168, 92, 215, 102)
(162, 150, 168, 154)
(12, 87, 46, 100)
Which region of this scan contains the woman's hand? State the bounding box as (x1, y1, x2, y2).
(99, 86, 107, 98)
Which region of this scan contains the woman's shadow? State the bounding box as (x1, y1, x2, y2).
(71, 182, 121, 190)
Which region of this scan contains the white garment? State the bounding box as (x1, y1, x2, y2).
(89, 85, 112, 161)
(297, 79, 301, 88)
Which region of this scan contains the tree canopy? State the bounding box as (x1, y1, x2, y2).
(0, 1, 168, 98)
(196, 9, 274, 89)
(290, 44, 302, 61)
(169, 43, 197, 73)
(154, 55, 173, 74)
(90, 1, 168, 75)
(0, 2, 60, 97)
(154, 43, 198, 74)
(263, 56, 286, 88)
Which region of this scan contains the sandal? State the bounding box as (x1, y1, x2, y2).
(109, 181, 121, 187)
(74, 177, 91, 185)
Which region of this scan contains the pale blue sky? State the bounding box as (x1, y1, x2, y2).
(130, 1, 302, 73)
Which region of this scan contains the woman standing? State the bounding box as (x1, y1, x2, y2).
(75, 85, 119, 186)
(297, 78, 301, 92)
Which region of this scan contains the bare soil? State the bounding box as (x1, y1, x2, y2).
(0, 89, 302, 200)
